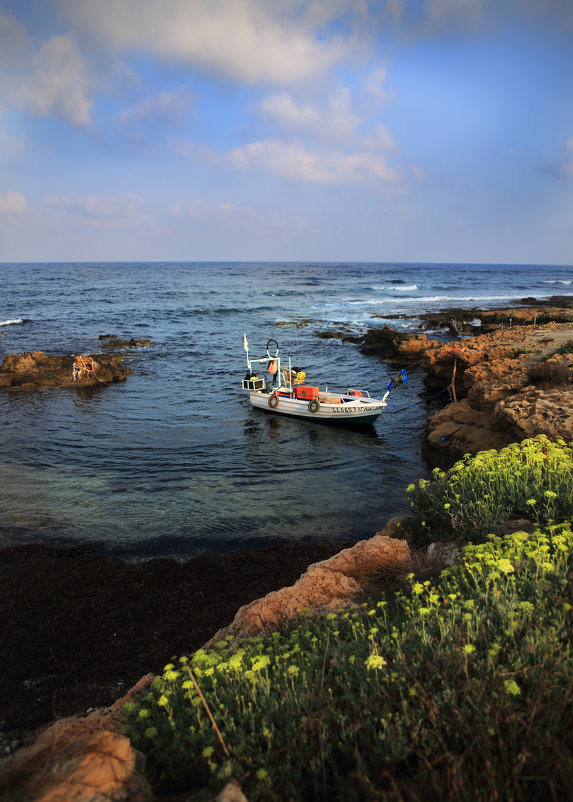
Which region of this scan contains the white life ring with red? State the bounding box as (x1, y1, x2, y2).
(268, 393, 279, 409)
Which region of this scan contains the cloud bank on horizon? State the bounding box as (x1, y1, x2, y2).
(0, 0, 572, 264)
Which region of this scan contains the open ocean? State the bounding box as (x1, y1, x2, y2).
(1, 261, 571, 560)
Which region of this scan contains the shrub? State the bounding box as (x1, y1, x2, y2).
(406, 435, 573, 545)
(528, 360, 570, 387)
(125, 523, 573, 801)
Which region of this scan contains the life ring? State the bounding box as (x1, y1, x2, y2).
(348, 389, 363, 397)
(308, 399, 320, 413)
(266, 339, 279, 358)
(268, 393, 279, 409)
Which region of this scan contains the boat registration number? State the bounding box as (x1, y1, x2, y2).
(331, 405, 379, 413)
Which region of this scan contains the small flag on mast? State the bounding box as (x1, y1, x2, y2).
(243, 334, 248, 351)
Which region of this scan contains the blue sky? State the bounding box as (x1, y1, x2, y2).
(0, 0, 572, 264)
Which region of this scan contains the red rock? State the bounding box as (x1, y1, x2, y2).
(205, 528, 412, 646)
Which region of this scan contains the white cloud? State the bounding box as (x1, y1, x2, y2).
(364, 67, 392, 103)
(59, 0, 348, 85)
(0, 191, 27, 213)
(226, 138, 401, 185)
(45, 194, 146, 228)
(120, 89, 196, 130)
(257, 88, 360, 141)
(12, 34, 93, 126)
(359, 123, 397, 154)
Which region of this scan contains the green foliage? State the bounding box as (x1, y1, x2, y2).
(406, 435, 573, 545)
(125, 523, 573, 801)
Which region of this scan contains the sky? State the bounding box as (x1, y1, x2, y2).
(0, 0, 572, 264)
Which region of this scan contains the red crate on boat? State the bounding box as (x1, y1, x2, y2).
(294, 385, 319, 400)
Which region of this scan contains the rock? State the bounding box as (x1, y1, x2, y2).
(424, 541, 460, 568)
(359, 326, 440, 362)
(422, 321, 573, 468)
(100, 338, 153, 350)
(215, 780, 250, 801)
(0, 351, 132, 391)
(204, 530, 411, 646)
(0, 675, 154, 802)
(0, 730, 152, 802)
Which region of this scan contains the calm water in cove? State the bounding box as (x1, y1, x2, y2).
(1, 261, 571, 560)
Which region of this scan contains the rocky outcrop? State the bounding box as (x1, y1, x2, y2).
(359, 326, 441, 362)
(0, 676, 154, 802)
(99, 335, 153, 349)
(0, 351, 132, 390)
(422, 322, 573, 467)
(394, 299, 573, 337)
(205, 520, 411, 646)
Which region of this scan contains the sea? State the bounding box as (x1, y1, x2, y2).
(1, 261, 571, 561)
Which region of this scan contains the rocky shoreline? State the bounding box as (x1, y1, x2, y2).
(1, 302, 572, 799)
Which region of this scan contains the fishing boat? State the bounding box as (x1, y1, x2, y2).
(241, 335, 407, 426)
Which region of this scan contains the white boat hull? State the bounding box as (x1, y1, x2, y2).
(249, 390, 386, 425)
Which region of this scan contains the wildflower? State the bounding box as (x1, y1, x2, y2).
(164, 669, 179, 682)
(144, 727, 158, 739)
(504, 679, 521, 696)
(496, 558, 514, 574)
(157, 694, 169, 707)
(202, 746, 214, 758)
(287, 665, 300, 677)
(463, 644, 475, 655)
(564, 603, 572, 612)
(367, 608, 376, 616)
(228, 652, 244, 670)
(256, 768, 269, 780)
(526, 498, 537, 506)
(138, 708, 150, 719)
(326, 613, 337, 621)
(544, 491, 558, 499)
(444, 503, 451, 510)
(365, 654, 387, 670)
(407, 483, 416, 493)
(163, 663, 175, 672)
(412, 582, 424, 596)
(418, 607, 431, 617)
(518, 601, 534, 614)
(182, 680, 193, 690)
(251, 655, 271, 672)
